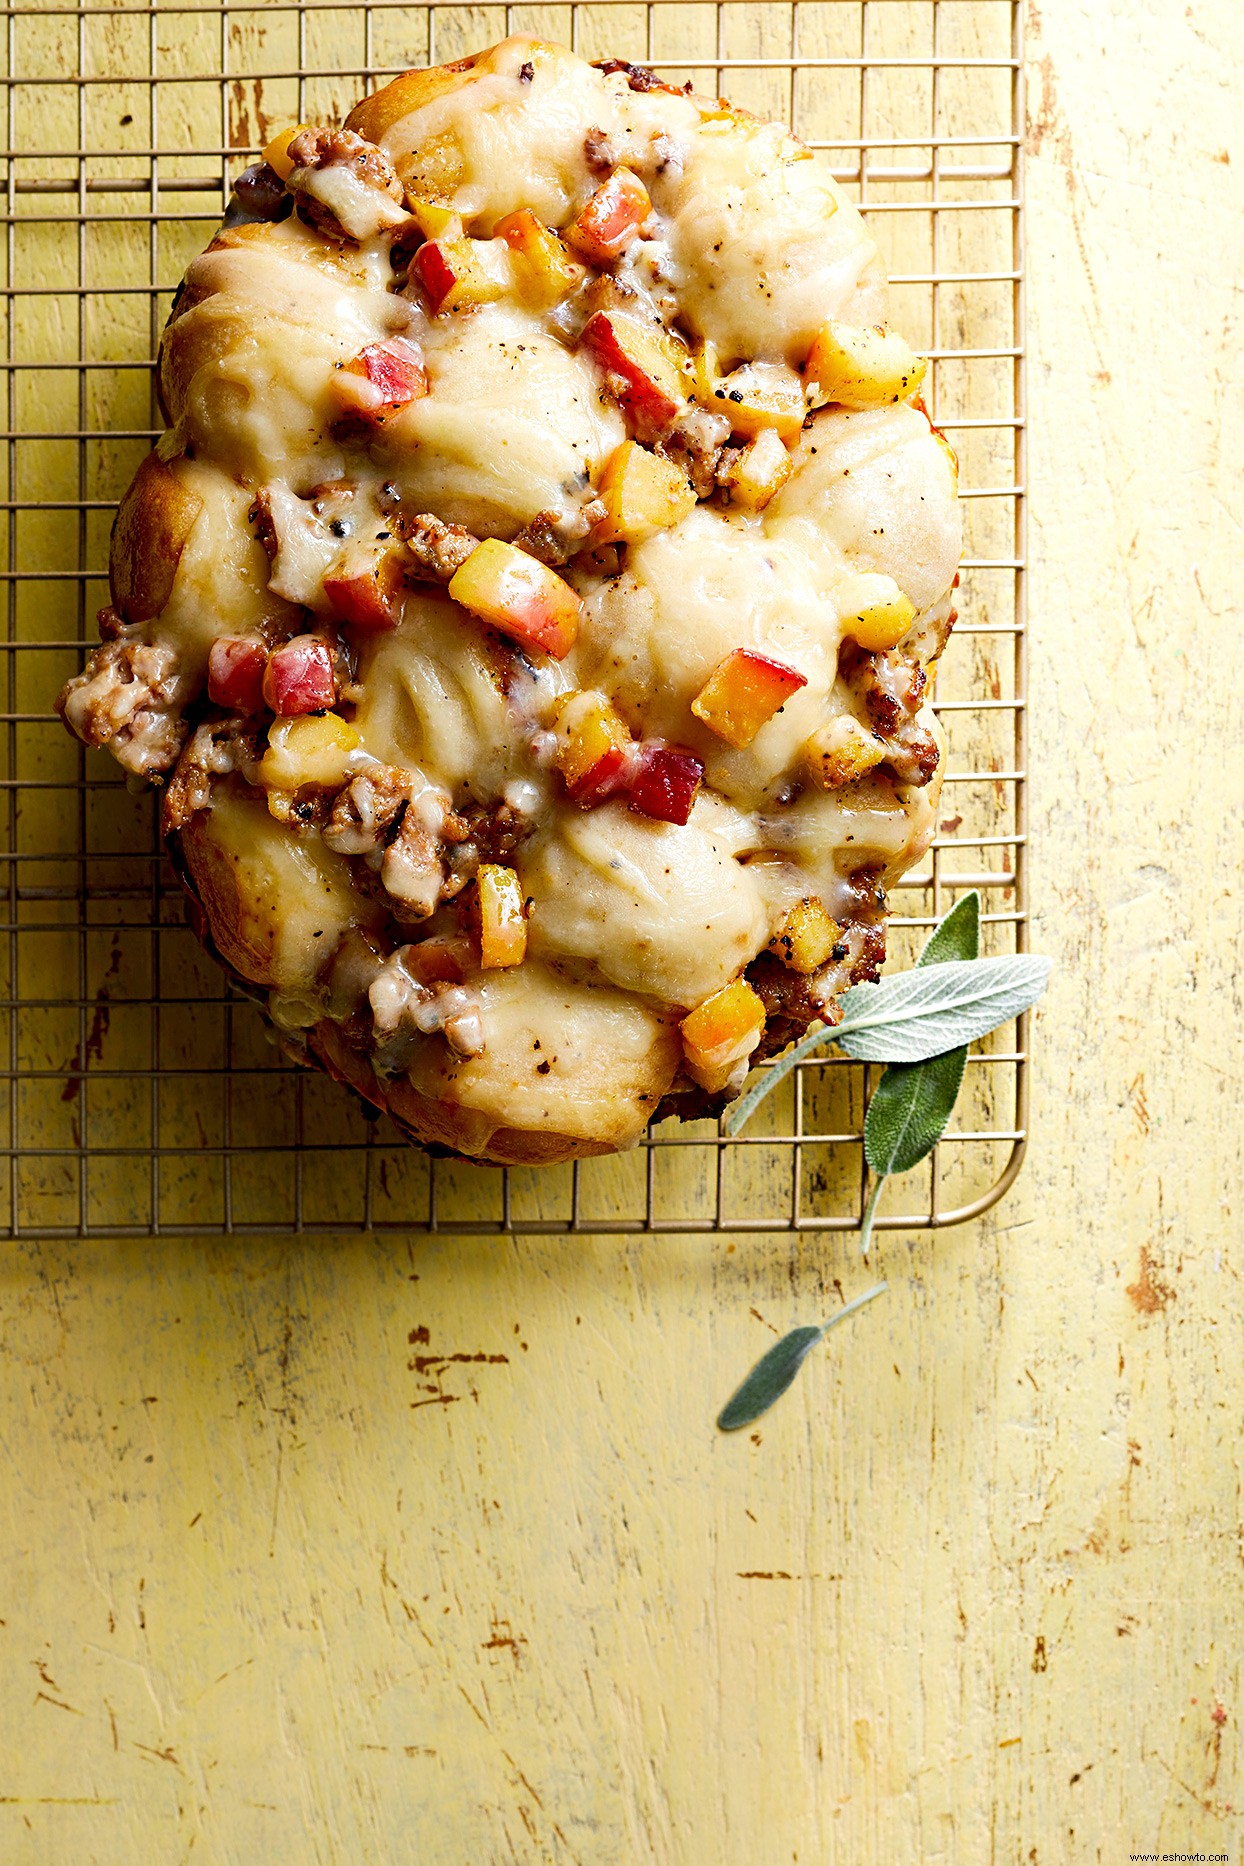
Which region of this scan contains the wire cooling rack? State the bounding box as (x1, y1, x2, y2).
(6, 0, 1026, 1237)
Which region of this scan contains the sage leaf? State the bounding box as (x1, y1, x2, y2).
(832, 954, 1051, 1063)
(864, 1045, 969, 1177)
(716, 1284, 888, 1432)
(915, 888, 980, 968)
(864, 890, 980, 1179)
(716, 1325, 824, 1431)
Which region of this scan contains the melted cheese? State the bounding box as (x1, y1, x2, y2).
(156, 460, 293, 673)
(520, 794, 769, 1007)
(574, 506, 842, 808)
(379, 39, 620, 228)
(769, 403, 962, 614)
(381, 307, 624, 536)
(659, 118, 885, 363)
(163, 228, 406, 488)
(350, 594, 565, 799)
(101, 33, 964, 1155)
(404, 959, 680, 1149)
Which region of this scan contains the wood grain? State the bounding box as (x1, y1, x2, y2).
(1, 1, 1241, 1860)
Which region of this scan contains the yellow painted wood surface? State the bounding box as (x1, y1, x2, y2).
(2, 1, 1242, 1860)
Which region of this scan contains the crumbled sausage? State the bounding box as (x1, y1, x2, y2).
(285, 126, 406, 243)
(324, 765, 415, 855)
(162, 718, 262, 830)
(584, 127, 617, 173)
(56, 621, 189, 779)
(592, 59, 666, 94)
(325, 765, 464, 922)
(368, 947, 485, 1069)
(658, 406, 732, 499)
(390, 510, 480, 584)
(512, 499, 607, 566)
(840, 645, 940, 788)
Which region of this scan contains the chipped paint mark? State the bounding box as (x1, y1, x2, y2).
(482, 1617, 527, 1666)
(133, 1743, 182, 1769)
(0, 1797, 120, 1807)
(1032, 1636, 1048, 1674)
(457, 1684, 490, 1731)
(408, 1350, 510, 1374)
(1126, 1245, 1176, 1314)
(1127, 1072, 1150, 1137)
(735, 1571, 843, 1582)
(61, 936, 123, 1100)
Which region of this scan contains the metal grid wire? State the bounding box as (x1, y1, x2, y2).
(4, 0, 1027, 1237)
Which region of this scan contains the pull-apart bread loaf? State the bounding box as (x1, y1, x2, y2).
(58, 37, 961, 1165)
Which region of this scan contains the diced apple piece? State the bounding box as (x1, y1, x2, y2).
(580, 310, 691, 440)
(447, 538, 583, 659)
(261, 712, 360, 791)
(767, 898, 842, 974)
(207, 636, 268, 714)
(554, 692, 633, 805)
(720, 427, 793, 512)
(477, 864, 527, 969)
(333, 336, 428, 421)
(566, 168, 651, 265)
(805, 319, 927, 410)
(412, 236, 512, 314)
(323, 541, 407, 631)
(260, 124, 310, 183)
(680, 979, 766, 1094)
(691, 648, 808, 749)
(804, 715, 886, 789)
(712, 360, 806, 441)
(408, 198, 463, 240)
(495, 209, 585, 307)
(836, 572, 916, 652)
(594, 440, 696, 545)
(262, 636, 337, 715)
(628, 744, 703, 827)
(403, 935, 471, 987)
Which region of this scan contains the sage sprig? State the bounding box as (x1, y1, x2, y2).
(715, 892, 1052, 1430)
(716, 1283, 888, 1431)
(857, 887, 979, 1255)
(724, 902, 1049, 1132)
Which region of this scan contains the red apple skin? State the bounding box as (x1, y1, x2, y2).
(262, 637, 337, 716)
(692, 648, 809, 747)
(628, 745, 704, 826)
(580, 311, 687, 438)
(350, 337, 428, 406)
(567, 744, 630, 805)
(322, 546, 404, 631)
(447, 539, 582, 660)
(411, 241, 458, 313)
(568, 170, 650, 264)
(207, 636, 268, 714)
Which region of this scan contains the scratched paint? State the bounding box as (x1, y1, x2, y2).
(1, 0, 1242, 1861)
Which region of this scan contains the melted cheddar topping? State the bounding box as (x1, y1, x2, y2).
(60, 35, 961, 1160)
